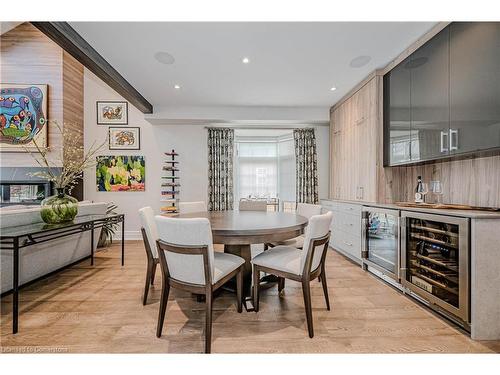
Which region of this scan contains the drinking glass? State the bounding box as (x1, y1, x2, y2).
(420, 183, 429, 202)
(430, 180, 443, 204)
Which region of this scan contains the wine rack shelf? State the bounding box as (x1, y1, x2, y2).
(160, 150, 179, 216)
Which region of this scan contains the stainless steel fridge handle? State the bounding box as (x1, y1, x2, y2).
(440, 131, 449, 153)
(361, 217, 368, 259)
(397, 216, 401, 279)
(399, 216, 407, 279)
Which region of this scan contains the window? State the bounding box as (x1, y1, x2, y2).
(234, 133, 295, 206)
(236, 141, 278, 199)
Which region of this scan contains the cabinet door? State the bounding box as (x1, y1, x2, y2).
(351, 80, 377, 201)
(450, 22, 500, 155)
(385, 56, 412, 165)
(410, 27, 450, 161)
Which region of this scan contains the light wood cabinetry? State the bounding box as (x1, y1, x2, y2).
(330, 75, 380, 203)
(321, 200, 362, 263)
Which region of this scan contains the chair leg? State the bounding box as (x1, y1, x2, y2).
(150, 262, 157, 285)
(156, 280, 170, 338)
(205, 290, 213, 354)
(253, 266, 260, 312)
(142, 260, 152, 305)
(236, 268, 243, 313)
(301, 279, 314, 338)
(278, 277, 285, 295)
(320, 267, 331, 311)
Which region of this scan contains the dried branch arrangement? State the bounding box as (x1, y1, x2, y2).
(26, 121, 107, 192)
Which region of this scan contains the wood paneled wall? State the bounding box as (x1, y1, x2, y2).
(0, 22, 83, 166)
(381, 156, 500, 208)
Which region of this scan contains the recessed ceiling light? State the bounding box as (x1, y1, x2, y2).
(242, 57, 250, 64)
(330, 86, 337, 91)
(174, 84, 181, 90)
(349, 55, 371, 68)
(154, 51, 175, 65)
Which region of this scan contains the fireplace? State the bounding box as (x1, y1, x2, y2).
(0, 167, 52, 207)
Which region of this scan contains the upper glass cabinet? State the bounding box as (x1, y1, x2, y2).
(384, 22, 500, 166)
(449, 22, 500, 155)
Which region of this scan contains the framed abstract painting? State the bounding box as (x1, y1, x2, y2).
(0, 84, 48, 152)
(108, 126, 140, 150)
(96, 155, 145, 192)
(97, 101, 128, 125)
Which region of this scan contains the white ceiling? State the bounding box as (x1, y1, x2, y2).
(70, 22, 436, 110)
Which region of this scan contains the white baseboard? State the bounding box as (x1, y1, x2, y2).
(112, 231, 141, 241)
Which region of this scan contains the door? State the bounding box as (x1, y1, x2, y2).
(400, 211, 469, 324)
(450, 22, 500, 155)
(410, 27, 450, 161)
(362, 208, 400, 279)
(385, 56, 412, 165)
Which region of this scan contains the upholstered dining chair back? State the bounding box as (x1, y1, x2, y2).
(239, 200, 267, 211)
(178, 201, 207, 214)
(301, 211, 333, 273)
(296, 203, 322, 220)
(155, 216, 215, 285)
(139, 207, 159, 258)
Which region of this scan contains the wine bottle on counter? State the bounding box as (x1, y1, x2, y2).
(415, 176, 424, 203)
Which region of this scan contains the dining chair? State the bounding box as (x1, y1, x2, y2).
(178, 201, 207, 214)
(265, 203, 322, 250)
(139, 206, 160, 305)
(154, 215, 245, 353)
(252, 211, 333, 338)
(239, 200, 267, 211)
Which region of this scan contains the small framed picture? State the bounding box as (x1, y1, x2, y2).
(97, 101, 128, 124)
(109, 126, 140, 150)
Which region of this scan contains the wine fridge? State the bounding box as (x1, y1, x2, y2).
(400, 211, 470, 327)
(361, 207, 400, 281)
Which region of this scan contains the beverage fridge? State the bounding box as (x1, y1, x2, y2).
(361, 207, 400, 281)
(400, 211, 470, 328)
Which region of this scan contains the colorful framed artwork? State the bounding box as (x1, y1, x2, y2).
(0, 84, 48, 152)
(96, 155, 145, 192)
(96, 101, 128, 125)
(108, 126, 140, 150)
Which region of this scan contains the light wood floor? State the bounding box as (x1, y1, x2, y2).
(1, 241, 499, 353)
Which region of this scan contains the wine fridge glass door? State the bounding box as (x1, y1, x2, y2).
(366, 210, 399, 276)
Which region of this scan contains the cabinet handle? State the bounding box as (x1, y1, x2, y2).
(343, 241, 353, 247)
(359, 186, 364, 200)
(450, 129, 459, 151)
(440, 131, 449, 153)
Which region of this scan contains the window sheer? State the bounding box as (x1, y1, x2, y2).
(235, 136, 295, 204)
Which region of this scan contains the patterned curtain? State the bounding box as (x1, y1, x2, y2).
(294, 128, 319, 204)
(207, 128, 234, 211)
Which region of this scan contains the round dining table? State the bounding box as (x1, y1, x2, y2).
(176, 210, 308, 310)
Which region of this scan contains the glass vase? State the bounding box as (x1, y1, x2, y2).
(40, 188, 79, 224)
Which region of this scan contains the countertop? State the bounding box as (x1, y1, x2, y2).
(320, 199, 500, 219)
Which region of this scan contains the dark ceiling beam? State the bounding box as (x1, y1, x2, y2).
(31, 22, 153, 114)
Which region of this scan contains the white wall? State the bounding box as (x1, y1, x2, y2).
(83, 68, 329, 239)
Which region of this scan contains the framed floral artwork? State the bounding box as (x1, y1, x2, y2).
(108, 126, 140, 150)
(97, 101, 128, 125)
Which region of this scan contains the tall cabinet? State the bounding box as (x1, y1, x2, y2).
(329, 75, 381, 202)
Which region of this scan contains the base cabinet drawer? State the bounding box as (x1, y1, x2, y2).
(330, 228, 361, 261)
(332, 202, 362, 215)
(332, 211, 361, 235)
